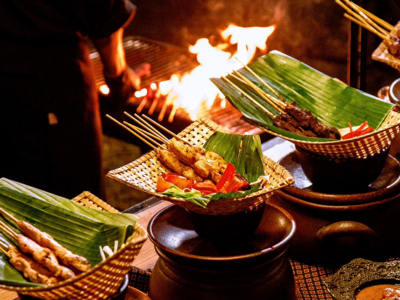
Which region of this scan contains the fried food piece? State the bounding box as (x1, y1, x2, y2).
(17, 234, 75, 280)
(17, 220, 91, 273)
(158, 149, 203, 182)
(8, 246, 58, 285)
(168, 139, 197, 166)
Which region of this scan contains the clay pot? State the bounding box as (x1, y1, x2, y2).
(148, 204, 296, 300)
(295, 146, 390, 193)
(270, 190, 400, 267)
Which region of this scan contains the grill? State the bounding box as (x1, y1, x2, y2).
(92, 36, 270, 147)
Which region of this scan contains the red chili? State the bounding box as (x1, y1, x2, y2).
(216, 163, 236, 191)
(193, 182, 218, 195)
(353, 121, 368, 134)
(359, 126, 374, 135)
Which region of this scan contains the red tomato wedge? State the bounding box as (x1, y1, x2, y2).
(161, 173, 193, 190)
(157, 176, 172, 192)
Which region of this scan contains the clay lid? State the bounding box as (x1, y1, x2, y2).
(279, 151, 400, 205)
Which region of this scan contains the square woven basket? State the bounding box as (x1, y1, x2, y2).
(372, 21, 400, 71)
(107, 118, 295, 215)
(0, 192, 147, 300)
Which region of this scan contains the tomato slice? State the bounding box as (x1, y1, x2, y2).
(157, 176, 172, 192)
(161, 173, 193, 190)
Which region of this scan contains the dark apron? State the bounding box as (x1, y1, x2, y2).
(0, 38, 104, 199)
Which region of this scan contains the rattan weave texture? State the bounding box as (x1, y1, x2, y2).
(0, 192, 147, 300)
(107, 118, 295, 215)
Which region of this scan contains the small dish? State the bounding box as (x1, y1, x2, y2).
(323, 258, 400, 300)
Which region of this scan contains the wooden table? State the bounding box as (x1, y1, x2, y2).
(0, 201, 170, 300)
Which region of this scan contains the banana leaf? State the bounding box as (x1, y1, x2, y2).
(0, 178, 139, 287)
(203, 132, 264, 183)
(211, 51, 395, 142)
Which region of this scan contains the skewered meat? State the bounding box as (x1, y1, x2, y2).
(274, 102, 341, 140)
(17, 220, 91, 273)
(8, 246, 58, 285)
(168, 139, 198, 166)
(158, 149, 203, 182)
(17, 234, 76, 280)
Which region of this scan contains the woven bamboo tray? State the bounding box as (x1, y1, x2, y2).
(107, 118, 295, 216)
(0, 192, 147, 300)
(246, 109, 400, 159)
(372, 21, 400, 71)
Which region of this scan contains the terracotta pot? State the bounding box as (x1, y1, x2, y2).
(295, 146, 390, 193)
(148, 204, 296, 300)
(270, 190, 400, 267)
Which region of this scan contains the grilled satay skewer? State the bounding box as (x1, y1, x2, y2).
(0, 209, 91, 272)
(0, 242, 58, 285)
(0, 220, 75, 280)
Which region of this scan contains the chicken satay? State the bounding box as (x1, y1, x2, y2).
(168, 139, 198, 166)
(17, 234, 75, 280)
(158, 149, 203, 182)
(17, 220, 91, 273)
(8, 246, 58, 285)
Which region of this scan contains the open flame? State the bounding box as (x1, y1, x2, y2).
(136, 24, 275, 122)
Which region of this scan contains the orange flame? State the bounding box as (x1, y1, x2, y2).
(148, 24, 275, 121)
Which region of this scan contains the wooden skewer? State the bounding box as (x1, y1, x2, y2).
(123, 122, 168, 148)
(0, 208, 18, 224)
(141, 114, 193, 146)
(344, 13, 391, 42)
(336, 0, 390, 40)
(343, 0, 390, 37)
(106, 114, 157, 149)
(231, 71, 285, 113)
(234, 57, 288, 105)
(344, 0, 394, 32)
(222, 76, 276, 118)
(124, 112, 170, 144)
(0, 219, 17, 239)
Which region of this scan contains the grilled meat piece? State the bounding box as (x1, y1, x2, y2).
(158, 149, 203, 182)
(17, 234, 76, 280)
(8, 246, 58, 285)
(17, 220, 91, 273)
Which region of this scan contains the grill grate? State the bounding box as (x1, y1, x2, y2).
(92, 36, 268, 140)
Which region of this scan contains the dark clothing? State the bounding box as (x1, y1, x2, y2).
(0, 0, 135, 199)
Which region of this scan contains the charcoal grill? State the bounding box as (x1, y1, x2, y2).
(92, 36, 271, 148)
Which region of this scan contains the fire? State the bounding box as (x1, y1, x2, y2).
(140, 24, 275, 122)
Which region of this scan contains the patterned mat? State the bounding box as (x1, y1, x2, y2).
(127, 259, 337, 299)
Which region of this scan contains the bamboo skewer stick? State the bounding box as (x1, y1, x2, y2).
(344, 13, 391, 42)
(106, 114, 158, 150)
(231, 71, 285, 113)
(0, 220, 17, 239)
(336, 0, 390, 39)
(344, 0, 394, 32)
(124, 112, 170, 144)
(123, 122, 168, 147)
(141, 114, 192, 146)
(343, 0, 390, 37)
(0, 208, 18, 224)
(234, 57, 288, 105)
(222, 76, 276, 118)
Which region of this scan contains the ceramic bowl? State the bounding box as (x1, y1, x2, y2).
(295, 146, 390, 193)
(279, 151, 400, 205)
(323, 258, 400, 300)
(389, 78, 400, 104)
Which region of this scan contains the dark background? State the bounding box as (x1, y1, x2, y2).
(124, 0, 400, 95)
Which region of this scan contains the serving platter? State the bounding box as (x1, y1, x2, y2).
(107, 117, 294, 215)
(323, 258, 400, 300)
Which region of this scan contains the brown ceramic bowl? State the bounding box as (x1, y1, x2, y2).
(186, 198, 266, 242)
(279, 151, 400, 205)
(148, 203, 297, 300)
(295, 146, 390, 193)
